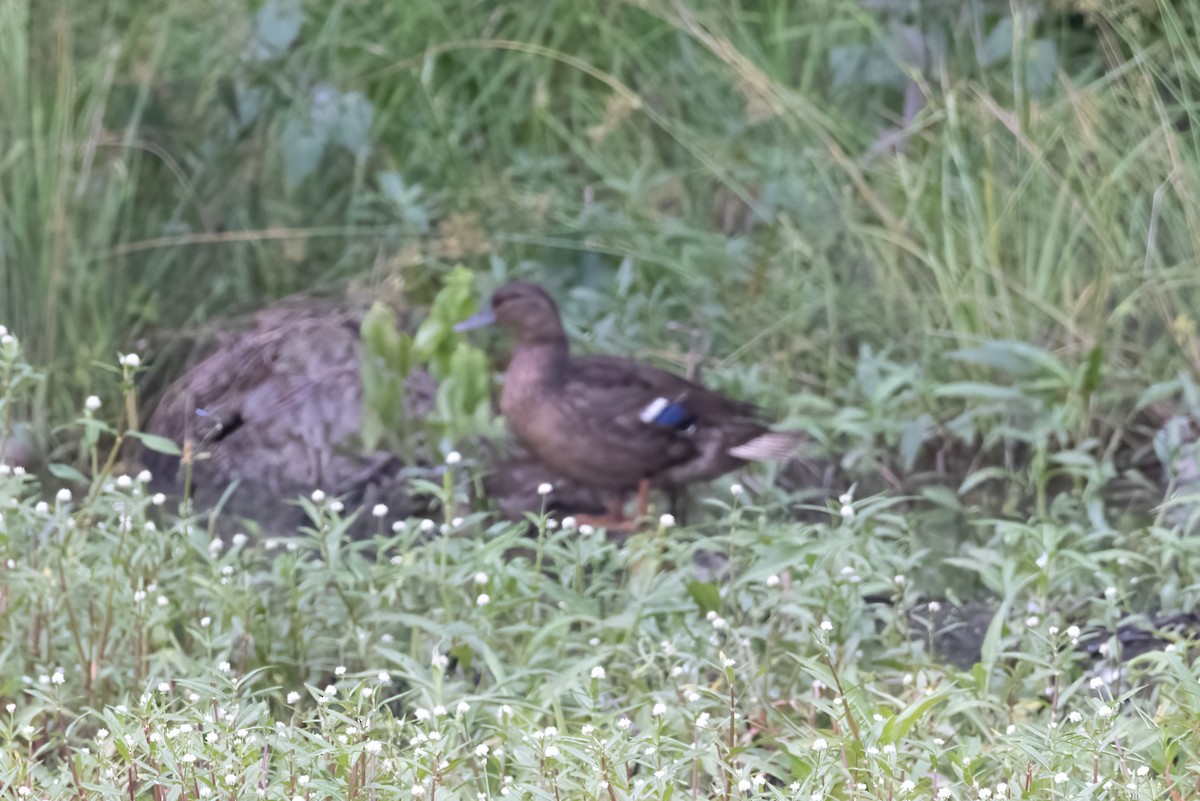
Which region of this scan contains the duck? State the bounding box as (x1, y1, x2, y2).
(455, 281, 803, 530)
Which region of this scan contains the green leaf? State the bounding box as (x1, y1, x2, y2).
(920, 485, 961, 511)
(1081, 345, 1103, 398)
(330, 91, 375, 155)
(362, 303, 413, 377)
(829, 44, 868, 90)
(434, 342, 493, 441)
(128, 431, 182, 456)
(899, 414, 931, 473)
(1027, 39, 1058, 95)
(1136, 378, 1180, 411)
(252, 0, 303, 60)
(881, 687, 955, 744)
(1049, 450, 1097, 468)
(47, 463, 88, 484)
(979, 15, 1013, 67)
(281, 115, 327, 190)
(958, 466, 1008, 494)
(686, 580, 721, 615)
(447, 641, 471, 669)
(948, 340, 1069, 381)
(615, 256, 635, 297)
(415, 266, 479, 375)
(360, 303, 414, 453)
(978, 571, 1036, 691)
(933, 382, 1024, 401)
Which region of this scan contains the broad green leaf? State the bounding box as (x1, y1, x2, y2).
(415, 266, 479, 374)
(281, 115, 326, 190)
(686, 581, 721, 615)
(959, 466, 1008, 494)
(899, 414, 931, 472)
(921, 485, 961, 511)
(128, 431, 182, 456)
(330, 91, 375, 155)
(253, 0, 303, 60)
(882, 687, 955, 744)
(1027, 39, 1058, 95)
(1136, 378, 1180, 411)
(360, 303, 413, 453)
(47, 463, 88, 484)
(979, 15, 1013, 67)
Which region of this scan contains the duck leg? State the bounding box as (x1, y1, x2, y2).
(575, 492, 636, 532)
(633, 478, 651, 522)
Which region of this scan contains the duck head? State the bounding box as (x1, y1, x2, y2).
(454, 281, 565, 346)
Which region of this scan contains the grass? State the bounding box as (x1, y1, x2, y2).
(5, 0, 1200, 797)
(4, 341, 1200, 799)
(3, 0, 1199, 424)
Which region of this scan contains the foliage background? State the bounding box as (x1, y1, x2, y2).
(6, 0, 1200, 427)
(5, 0, 1200, 798)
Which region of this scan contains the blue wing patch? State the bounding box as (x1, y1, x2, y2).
(639, 397, 696, 429)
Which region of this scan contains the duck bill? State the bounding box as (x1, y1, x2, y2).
(453, 308, 496, 332)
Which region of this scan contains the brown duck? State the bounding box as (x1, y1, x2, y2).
(456, 281, 803, 529)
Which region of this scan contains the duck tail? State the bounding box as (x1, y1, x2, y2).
(728, 431, 805, 462)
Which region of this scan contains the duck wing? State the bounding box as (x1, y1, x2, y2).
(554, 356, 769, 478)
(566, 354, 759, 425)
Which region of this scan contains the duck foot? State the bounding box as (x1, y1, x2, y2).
(574, 513, 636, 533)
(576, 480, 653, 533)
(575, 493, 636, 533)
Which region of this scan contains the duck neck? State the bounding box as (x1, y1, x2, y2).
(510, 329, 570, 388)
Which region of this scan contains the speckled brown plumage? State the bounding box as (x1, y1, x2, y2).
(461, 281, 804, 527)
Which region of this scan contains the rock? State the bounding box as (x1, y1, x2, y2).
(145, 297, 434, 535)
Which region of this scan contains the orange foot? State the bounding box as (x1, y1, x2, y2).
(575, 479, 653, 533)
(574, 513, 637, 533)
